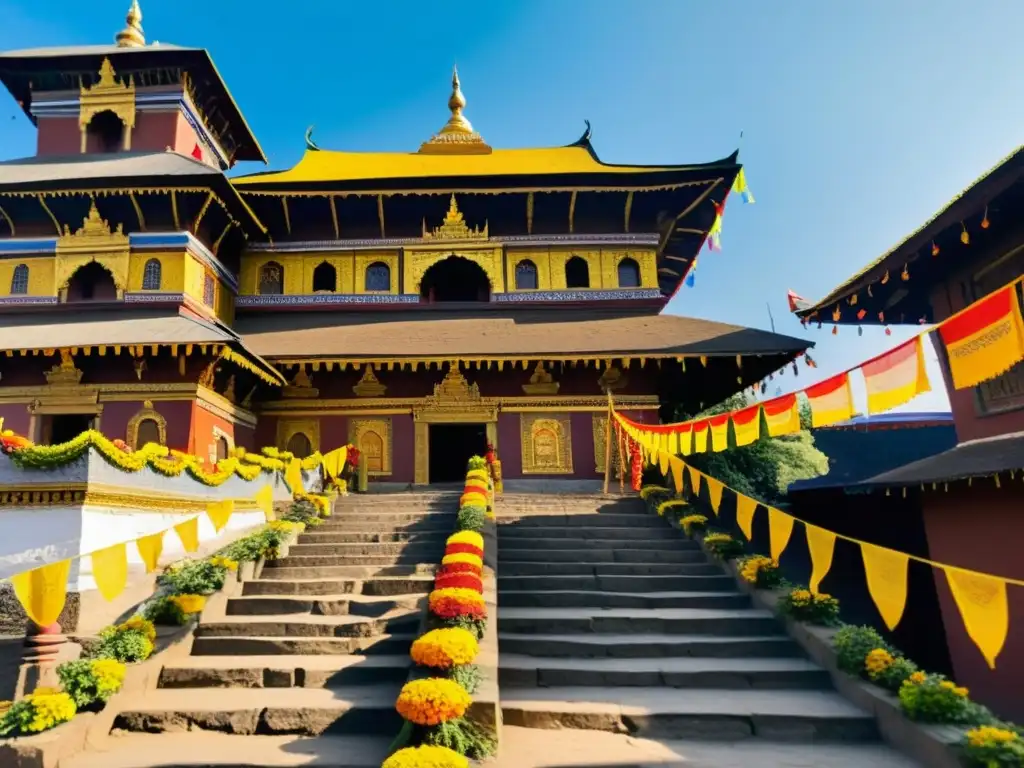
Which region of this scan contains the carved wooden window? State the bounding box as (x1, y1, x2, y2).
(617, 257, 641, 288)
(968, 249, 1024, 415)
(365, 262, 391, 292)
(142, 258, 162, 290)
(286, 431, 312, 458)
(203, 273, 216, 307)
(312, 261, 337, 292)
(135, 419, 162, 449)
(565, 256, 590, 289)
(10, 264, 29, 295)
(515, 259, 538, 290)
(258, 262, 284, 295)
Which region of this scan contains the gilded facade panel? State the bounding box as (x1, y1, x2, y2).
(403, 247, 504, 295)
(592, 413, 609, 474)
(276, 418, 321, 456)
(505, 248, 553, 291)
(349, 417, 393, 476)
(301, 254, 355, 294)
(126, 400, 168, 448)
(0, 257, 55, 296)
(354, 251, 399, 294)
(548, 249, 602, 290)
(599, 249, 658, 290)
(520, 413, 573, 474)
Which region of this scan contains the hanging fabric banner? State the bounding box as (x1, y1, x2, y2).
(136, 531, 164, 573)
(708, 414, 731, 452)
(658, 450, 670, 477)
(206, 500, 235, 533)
(732, 404, 762, 446)
(861, 337, 931, 415)
(676, 423, 693, 455)
(861, 542, 910, 630)
(732, 167, 755, 204)
(668, 456, 685, 494)
(666, 431, 679, 456)
(285, 458, 304, 494)
(321, 446, 348, 480)
(939, 283, 1024, 389)
(692, 420, 710, 453)
(174, 518, 200, 553)
(735, 494, 757, 538)
(11, 559, 71, 628)
(705, 476, 725, 514)
(762, 393, 801, 436)
(254, 484, 275, 522)
(945, 567, 1009, 669)
(687, 464, 702, 497)
(90, 543, 128, 602)
(804, 524, 836, 593)
(805, 372, 855, 428)
(768, 507, 795, 560)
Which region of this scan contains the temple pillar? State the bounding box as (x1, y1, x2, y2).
(413, 422, 429, 485)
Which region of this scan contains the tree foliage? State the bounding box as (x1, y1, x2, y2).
(678, 394, 829, 506)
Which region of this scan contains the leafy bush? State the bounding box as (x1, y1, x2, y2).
(899, 672, 972, 723)
(143, 596, 187, 626)
(702, 531, 745, 560)
(0, 689, 76, 736)
(777, 587, 840, 625)
(158, 559, 227, 595)
(456, 505, 486, 532)
(93, 617, 155, 663)
(738, 555, 784, 589)
(449, 664, 482, 695)
(218, 527, 287, 562)
(679, 514, 708, 537)
(962, 726, 1024, 766)
(57, 658, 125, 708)
(833, 625, 890, 675)
(466, 456, 487, 471)
(863, 648, 919, 692)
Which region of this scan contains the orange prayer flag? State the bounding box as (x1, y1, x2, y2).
(668, 456, 685, 494)
(804, 524, 836, 594)
(687, 464, 702, 497)
(939, 284, 1024, 389)
(805, 372, 855, 428)
(675, 423, 693, 456)
(767, 507, 795, 560)
(708, 414, 731, 452)
(732, 404, 762, 447)
(735, 494, 757, 538)
(861, 337, 931, 414)
(762, 393, 800, 436)
(692, 420, 710, 453)
(705, 476, 725, 514)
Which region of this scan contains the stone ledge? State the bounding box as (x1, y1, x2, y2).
(0, 710, 95, 768)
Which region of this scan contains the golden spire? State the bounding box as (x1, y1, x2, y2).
(418, 67, 492, 155)
(115, 0, 146, 48)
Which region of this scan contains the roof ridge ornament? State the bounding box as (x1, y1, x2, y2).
(115, 0, 146, 48)
(418, 67, 493, 156)
(422, 194, 488, 240)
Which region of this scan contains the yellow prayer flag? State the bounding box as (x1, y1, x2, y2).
(705, 477, 725, 514)
(254, 485, 275, 522)
(732, 405, 762, 447)
(285, 458, 304, 494)
(687, 465, 702, 497)
(692, 422, 709, 453)
(174, 517, 200, 553)
(667, 431, 679, 455)
(804, 524, 836, 594)
(861, 542, 909, 630)
(735, 494, 757, 538)
(658, 450, 670, 477)
(708, 416, 730, 452)
(11, 559, 71, 628)
(768, 507, 795, 560)
(321, 446, 348, 480)
(945, 568, 1009, 669)
(668, 456, 685, 494)
(90, 543, 128, 601)
(206, 500, 235, 533)
(136, 531, 165, 573)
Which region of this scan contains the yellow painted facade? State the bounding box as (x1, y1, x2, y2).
(182, 252, 233, 325)
(0, 257, 56, 296)
(0, 250, 194, 297)
(240, 251, 402, 296)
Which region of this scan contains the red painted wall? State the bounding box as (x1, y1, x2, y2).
(922, 485, 1024, 721)
(234, 423, 256, 452)
(189, 403, 235, 465)
(320, 416, 348, 452)
(36, 116, 81, 156)
(391, 414, 414, 484)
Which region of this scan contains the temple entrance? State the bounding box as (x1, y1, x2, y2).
(420, 256, 491, 303)
(40, 413, 94, 445)
(65, 262, 118, 302)
(429, 423, 487, 483)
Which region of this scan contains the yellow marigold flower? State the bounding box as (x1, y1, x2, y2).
(441, 552, 483, 569)
(119, 616, 156, 643)
(383, 745, 469, 768)
(30, 687, 59, 696)
(429, 587, 485, 609)
(395, 678, 471, 726)
(446, 531, 484, 550)
(703, 533, 733, 544)
(966, 726, 1020, 747)
(169, 594, 207, 615)
(908, 671, 927, 685)
(209, 556, 239, 571)
(410, 627, 479, 669)
(864, 648, 894, 678)
(25, 691, 76, 733)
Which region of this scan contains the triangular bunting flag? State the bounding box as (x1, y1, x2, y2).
(174, 517, 200, 553)
(705, 476, 725, 514)
(945, 567, 1009, 669)
(285, 458, 304, 494)
(668, 456, 685, 495)
(735, 494, 757, 537)
(804, 524, 836, 594)
(90, 543, 128, 602)
(687, 465, 702, 497)
(11, 559, 71, 627)
(206, 500, 235, 533)
(768, 507, 795, 560)
(255, 485, 275, 522)
(861, 542, 909, 630)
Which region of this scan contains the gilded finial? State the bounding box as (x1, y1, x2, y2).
(115, 0, 145, 48)
(419, 67, 492, 155)
(444, 66, 471, 135)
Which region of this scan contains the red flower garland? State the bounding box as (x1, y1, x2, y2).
(629, 439, 643, 492)
(437, 561, 482, 577)
(444, 543, 484, 558)
(435, 572, 483, 592)
(430, 595, 487, 621)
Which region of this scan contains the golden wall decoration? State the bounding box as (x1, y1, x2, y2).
(349, 417, 393, 476)
(276, 418, 320, 457)
(353, 366, 387, 397)
(404, 247, 504, 295)
(413, 421, 429, 485)
(520, 413, 573, 475)
(79, 59, 136, 152)
(126, 400, 168, 449)
(592, 413, 608, 474)
(422, 195, 488, 240)
(354, 251, 398, 293)
(55, 203, 130, 300)
(415, 366, 498, 424)
(503, 247, 658, 292)
(522, 362, 559, 395)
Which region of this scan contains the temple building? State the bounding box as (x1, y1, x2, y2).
(0, 3, 810, 485)
(792, 146, 1024, 720)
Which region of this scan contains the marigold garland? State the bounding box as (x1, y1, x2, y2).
(438, 561, 482, 577)
(441, 552, 482, 569)
(429, 588, 487, 620)
(395, 678, 471, 726)
(446, 531, 484, 550)
(383, 745, 469, 768)
(410, 627, 479, 669)
(435, 572, 483, 593)
(444, 543, 484, 558)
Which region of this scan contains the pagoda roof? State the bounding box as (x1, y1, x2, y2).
(856, 432, 1024, 489)
(0, 43, 265, 164)
(794, 144, 1024, 325)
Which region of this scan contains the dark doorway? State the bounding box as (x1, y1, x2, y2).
(66, 262, 118, 302)
(43, 414, 94, 445)
(420, 256, 490, 303)
(429, 423, 487, 483)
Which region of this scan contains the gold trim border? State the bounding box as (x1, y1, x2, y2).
(0, 482, 266, 514)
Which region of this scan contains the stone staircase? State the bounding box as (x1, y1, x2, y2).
(67, 492, 460, 768)
(496, 494, 923, 767)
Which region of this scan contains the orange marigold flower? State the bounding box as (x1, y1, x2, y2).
(441, 552, 482, 569)
(410, 627, 479, 669)
(395, 678, 471, 726)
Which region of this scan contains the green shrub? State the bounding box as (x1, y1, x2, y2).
(777, 586, 840, 625)
(93, 618, 154, 663)
(899, 673, 972, 723)
(158, 559, 226, 595)
(833, 625, 890, 676)
(456, 505, 487, 532)
(449, 663, 482, 695)
(57, 658, 126, 708)
(142, 596, 188, 626)
(702, 531, 745, 560)
(467, 456, 487, 471)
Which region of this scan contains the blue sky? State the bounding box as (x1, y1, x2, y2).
(3, 0, 1023, 414)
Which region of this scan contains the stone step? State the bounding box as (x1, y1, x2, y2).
(498, 590, 750, 610)
(499, 504, 649, 517)
(498, 562, 720, 577)
(260, 564, 435, 580)
(288, 543, 444, 557)
(159, 655, 410, 689)
(500, 687, 879, 742)
(498, 537, 696, 551)
(112, 687, 403, 736)
(299, 530, 448, 544)
(317, 511, 456, 525)
(191, 633, 414, 657)
(62, 733, 392, 768)
(225, 594, 419, 617)
(266, 554, 438, 567)
(313, 521, 455, 534)
(498, 526, 673, 540)
(195, 611, 419, 639)
(498, 632, 804, 659)
(498, 655, 831, 689)
(497, 574, 733, 593)
(243, 576, 433, 597)
(497, 607, 783, 636)
(499, 514, 664, 528)
(498, 548, 705, 564)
